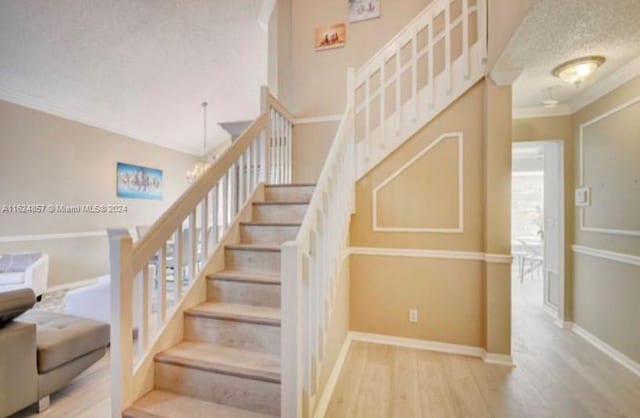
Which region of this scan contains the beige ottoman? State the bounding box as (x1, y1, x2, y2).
(18, 310, 110, 410)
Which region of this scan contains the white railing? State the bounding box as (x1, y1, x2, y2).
(109, 88, 293, 416)
(354, 0, 486, 177)
(280, 69, 356, 418)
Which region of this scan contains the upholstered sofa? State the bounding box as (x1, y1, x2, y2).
(0, 252, 49, 299)
(0, 289, 109, 417)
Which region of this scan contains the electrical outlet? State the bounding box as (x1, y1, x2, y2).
(409, 309, 418, 323)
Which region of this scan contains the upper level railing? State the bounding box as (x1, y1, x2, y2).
(109, 88, 293, 416)
(354, 0, 486, 177)
(280, 69, 356, 418)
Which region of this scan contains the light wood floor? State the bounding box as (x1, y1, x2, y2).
(10, 276, 640, 417)
(325, 276, 640, 418)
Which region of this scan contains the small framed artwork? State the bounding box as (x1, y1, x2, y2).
(315, 23, 346, 51)
(117, 162, 163, 200)
(349, 0, 381, 23)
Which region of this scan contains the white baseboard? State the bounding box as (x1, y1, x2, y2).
(313, 334, 353, 418)
(482, 352, 516, 367)
(569, 322, 640, 378)
(45, 277, 102, 293)
(313, 331, 515, 416)
(349, 331, 486, 358)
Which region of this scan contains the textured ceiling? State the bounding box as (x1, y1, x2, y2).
(0, 0, 266, 155)
(494, 0, 640, 109)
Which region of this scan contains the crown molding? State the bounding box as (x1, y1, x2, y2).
(512, 104, 572, 119)
(0, 84, 201, 156)
(513, 54, 640, 120)
(570, 54, 640, 113)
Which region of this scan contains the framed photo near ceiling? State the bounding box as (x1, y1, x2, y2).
(315, 23, 346, 51)
(116, 162, 163, 200)
(349, 0, 381, 23)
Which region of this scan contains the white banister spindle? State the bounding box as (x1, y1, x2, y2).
(462, 0, 470, 79)
(222, 174, 229, 231)
(211, 186, 218, 244)
(412, 27, 418, 120)
(444, 1, 452, 93)
(189, 211, 197, 280)
(238, 153, 245, 205)
(428, 13, 434, 107)
(201, 198, 208, 258)
(141, 265, 150, 350)
(394, 45, 401, 134)
(176, 229, 183, 299)
(159, 243, 167, 324)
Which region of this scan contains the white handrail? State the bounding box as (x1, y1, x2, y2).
(354, 0, 487, 177)
(280, 68, 356, 418)
(109, 88, 294, 417)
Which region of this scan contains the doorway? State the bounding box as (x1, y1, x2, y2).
(511, 141, 565, 324)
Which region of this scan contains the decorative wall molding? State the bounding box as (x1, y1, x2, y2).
(0, 229, 137, 243)
(572, 245, 640, 267)
(349, 247, 513, 264)
(513, 55, 640, 120)
(294, 115, 343, 124)
(579, 96, 640, 236)
(569, 322, 640, 378)
(372, 133, 464, 233)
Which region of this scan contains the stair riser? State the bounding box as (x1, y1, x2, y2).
(225, 249, 280, 273)
(240, 224, 299, 245)
(207, 280, 281, 307)
(154, 362, 280, 416)
(265, 186, 314, 203)
(184, 316, 280, 355)
(252, 204, 307, 223)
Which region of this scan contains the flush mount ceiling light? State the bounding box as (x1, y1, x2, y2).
(552, 56, 605, 88)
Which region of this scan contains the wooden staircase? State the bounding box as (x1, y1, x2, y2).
(123, 184, 315, 418)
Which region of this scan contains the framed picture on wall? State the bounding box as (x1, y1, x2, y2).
(315, 23, 346, 51)
(116, 162, 163, 200)
(349, 0, 381, 23)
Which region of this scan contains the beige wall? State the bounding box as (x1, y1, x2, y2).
(278, 0, 437, 183)
(512, 115, 575, 318)
(486, 0, 531, 70)
(511, 76, 640, 364)
(349, 81, 512, 354)
(0, 100, 196, 287)
(570, 75, 640, 364)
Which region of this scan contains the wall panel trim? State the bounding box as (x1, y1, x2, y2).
(0, 229, 136, 243)
(294, 115, 342, 124)
(349, 246, 513, 263)
(579, 96, 640, 236)
(572, 245, 640, 267)
(372, 132, 464, 233)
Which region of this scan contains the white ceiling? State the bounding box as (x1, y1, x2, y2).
(0, 0, 267, 155)
(494, 0, 640, 111)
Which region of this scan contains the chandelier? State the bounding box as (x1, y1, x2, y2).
(186, 102, 215, 184)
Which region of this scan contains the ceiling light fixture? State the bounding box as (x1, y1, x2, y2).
(552, 56, 605, 88)
(186, 102, 215, 184)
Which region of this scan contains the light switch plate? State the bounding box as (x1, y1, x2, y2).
(575, 187, 590, 207)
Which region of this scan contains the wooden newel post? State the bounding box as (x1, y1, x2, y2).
(261, 85, 272, 184)
(109, 235, 134, 418)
